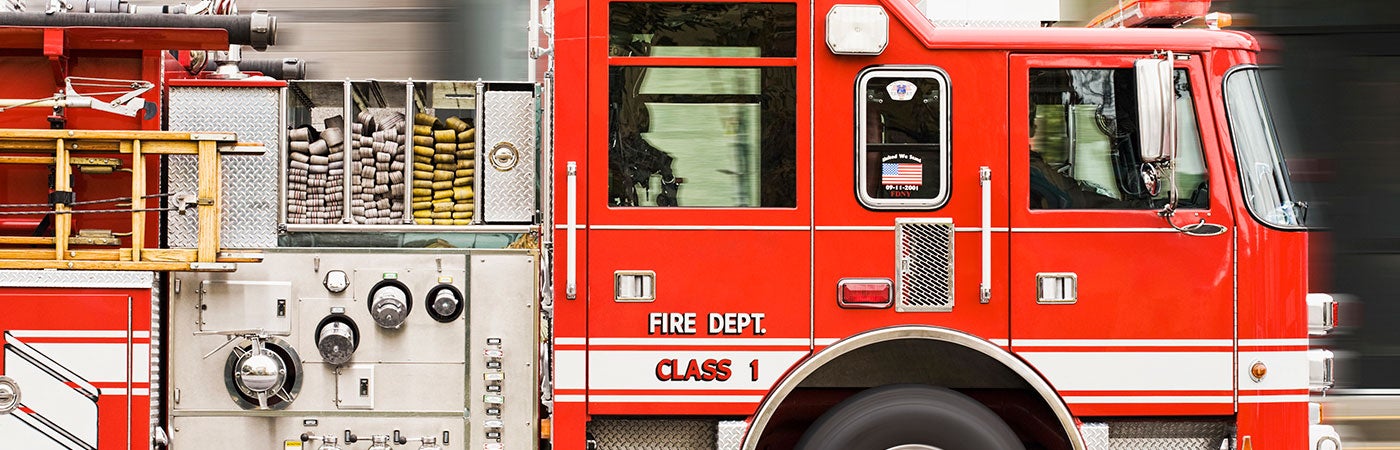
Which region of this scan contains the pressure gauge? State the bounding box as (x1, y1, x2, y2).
(425, 284, 464, 323)
(367, 280, 412, 329)
(323, 270, 349, 293)
(314, 314, 360, 365)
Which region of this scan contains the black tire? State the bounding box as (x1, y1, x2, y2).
(795, 384, 1026, 450)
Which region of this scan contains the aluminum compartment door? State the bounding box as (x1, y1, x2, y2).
(1007, 54, 1236, 416)
(481, 87, 539, 223)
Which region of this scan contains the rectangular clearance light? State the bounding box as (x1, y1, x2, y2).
(827, 5, 888, 55)
(839, 278, 893, 309)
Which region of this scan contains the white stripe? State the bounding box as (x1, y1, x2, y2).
(27, 343, 136, 383)
(585, 338, 810, 346)
(1013, 227, 1181, 233)
(555, 350, 584, 390)
(1239, 394, 1309, 403)
(1020, 352, 1232, 391)
(1063, 396, 1232, 404)
(1238, 351, 1309, 390)
(561, 225, 1190, 233)
(1239, 338, 1309, 347)
(7, 330, 132, 338)
(814, 338, 839, 346)
(555, 337, 585, 345)
(590, 225, 809, 231)
(1014, 339, 1232, 347)
(815, 226, 894, 231)
(555, 395, 585, 402)
(990, 339, 1009, 346)
(588, 395, 764, 403)
(99, 388, 150, 396)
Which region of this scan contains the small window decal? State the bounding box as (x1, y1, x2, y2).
(886, 80, 918, 101)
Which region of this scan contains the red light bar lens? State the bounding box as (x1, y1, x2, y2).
(838, 279, 892, 309)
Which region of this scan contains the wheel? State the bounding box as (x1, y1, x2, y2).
(795, 384, 1025, 450)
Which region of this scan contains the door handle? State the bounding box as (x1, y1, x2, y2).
(566, 161, 577, 299)
(980, 166, 991, 303)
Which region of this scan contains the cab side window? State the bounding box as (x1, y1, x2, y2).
(1028, 68, 1208, 210)
(607, 3, 798, 208)
(857, 68, 949, 209)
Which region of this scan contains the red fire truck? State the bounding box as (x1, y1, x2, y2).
(0, 0, 1340, 449)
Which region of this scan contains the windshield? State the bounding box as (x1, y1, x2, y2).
(1224, 67, 1304, 227)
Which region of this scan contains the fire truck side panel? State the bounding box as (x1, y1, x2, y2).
(550, 0, 591, 445)
(1208, 45, 1313, 449)
(0, 278, 154, 450)
(575, 0, 816, 419)
(168, 252, 472, 448)
(1007, 53, 1236, 417)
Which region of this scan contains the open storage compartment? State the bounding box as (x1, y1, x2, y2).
(284, 80, 349, 225)
(281, 80, 535, 241)
(409, 81, 480, 225)
(347, 80, 411, 225)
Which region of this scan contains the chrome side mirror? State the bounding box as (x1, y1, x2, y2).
(1135, 53, 1175, 164)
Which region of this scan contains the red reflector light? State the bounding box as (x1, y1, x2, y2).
(838, 279, 892, 309)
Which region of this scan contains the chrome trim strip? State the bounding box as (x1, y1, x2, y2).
(742, 326, 1084, 450)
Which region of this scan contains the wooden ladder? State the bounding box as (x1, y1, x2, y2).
(0, 129, 263, 271)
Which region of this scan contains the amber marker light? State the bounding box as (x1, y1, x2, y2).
(1205, 12, 1233, 29)
(1249, 361, 1268, 382)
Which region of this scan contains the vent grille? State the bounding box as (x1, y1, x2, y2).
(896, 218, 955, 312)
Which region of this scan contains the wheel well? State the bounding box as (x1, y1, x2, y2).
(743, 326, 1083, 450)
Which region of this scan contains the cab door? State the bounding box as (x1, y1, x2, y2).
(580, 1, 811, 416)
(1008, 54, 1236, 416)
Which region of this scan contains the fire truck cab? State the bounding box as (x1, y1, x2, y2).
(554, 0, 1335, 449)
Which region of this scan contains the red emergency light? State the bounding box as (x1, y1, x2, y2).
(1088, 0, 1211, 28)
(838, 279, 893, 309)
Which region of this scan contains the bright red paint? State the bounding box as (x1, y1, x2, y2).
(552, 0, 1312, 448)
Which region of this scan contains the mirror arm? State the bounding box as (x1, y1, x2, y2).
(1160, 208, 1227, 237)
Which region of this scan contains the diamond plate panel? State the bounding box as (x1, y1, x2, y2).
(589, 419, 716, 450)
(481, 89, 537, 223)
(895, 218, 955, 312)
(1082, 422, 1110, 450)
(716, 420, 745, 450)
(1105, 421, 1232, 450)
(0, 270, 153, 288)
(167, 86, 281, 248)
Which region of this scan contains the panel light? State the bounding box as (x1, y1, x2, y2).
(827, 5, 888, 56)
